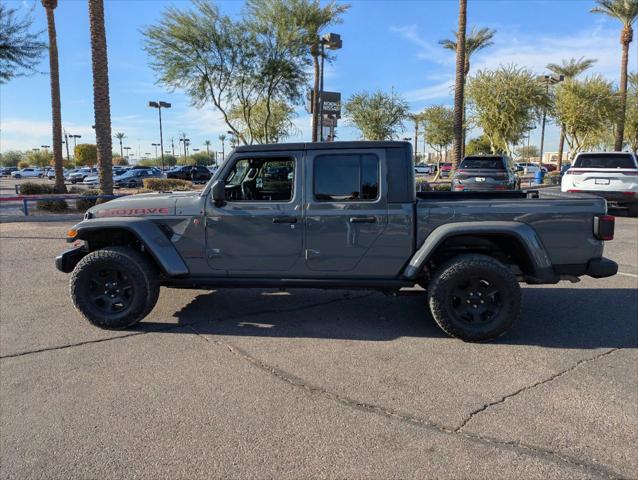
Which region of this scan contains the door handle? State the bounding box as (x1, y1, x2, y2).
(273, 216, 298, 224)
(349, 216, 377, 223)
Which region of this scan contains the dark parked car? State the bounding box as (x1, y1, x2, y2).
(113, 169, 163, 188)
(166, 165, 211, 182)
(452, 155, 520, 191)
(0, 167, 18, 176)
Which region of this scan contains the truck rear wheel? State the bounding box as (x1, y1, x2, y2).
(427, 254, 521, 342)
(70, 246, 159, 329)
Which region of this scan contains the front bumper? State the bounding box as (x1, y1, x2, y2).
(55, 246, 87, 273)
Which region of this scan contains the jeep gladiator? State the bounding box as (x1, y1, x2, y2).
(56, 141, 618, 341)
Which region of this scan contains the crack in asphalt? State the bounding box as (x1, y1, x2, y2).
(0, 292, 373, 360)
(189, 326, 624, 480)
(454, 347, 622, 433)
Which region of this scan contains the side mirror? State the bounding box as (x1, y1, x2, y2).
(211, 180, 225, 207)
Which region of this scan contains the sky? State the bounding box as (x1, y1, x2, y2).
(1, 0, 637, 158)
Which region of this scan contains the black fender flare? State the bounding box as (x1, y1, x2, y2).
(69, 217, 189, 277)
(402, 221, 557, 283)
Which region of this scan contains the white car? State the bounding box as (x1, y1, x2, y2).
(11, 168, 42, 179)
(516, 163, 541, 174)
(68, 168, 97, 184)
(561, 152, 638, 215)
(83, 174, 100, 186)
(414, 165, 432, 175)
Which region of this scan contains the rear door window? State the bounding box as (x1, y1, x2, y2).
(314, 154, 379, 201)
(574, 154, 637, 169)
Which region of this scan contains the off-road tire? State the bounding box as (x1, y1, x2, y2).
(427, 254, 521, 342)
(70, 246, 159, 329)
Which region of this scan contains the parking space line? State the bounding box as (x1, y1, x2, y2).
(618, 272, 638, 278)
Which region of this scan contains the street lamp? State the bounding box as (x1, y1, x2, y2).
(538, 74, 564, 167)
(69, 134, 81, 167)
(148, 100, 171, 171)
(318, 33, 342, 142)
(178, 133, 190, 159)
(123, 146, 132, 161)
(151, 143, 160, 164)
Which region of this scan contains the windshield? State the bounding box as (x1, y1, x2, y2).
(574, 154, 636, 169)
(459, 157, 505, 169)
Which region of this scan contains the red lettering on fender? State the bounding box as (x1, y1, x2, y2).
(96, 207, 170, 217)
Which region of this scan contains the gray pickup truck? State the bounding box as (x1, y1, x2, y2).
(56, 141, 618, 341)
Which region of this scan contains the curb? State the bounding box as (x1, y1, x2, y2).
(0, 215, 84, 224)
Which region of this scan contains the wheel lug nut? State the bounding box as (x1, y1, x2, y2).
(478, 292, 482, 296)
(480, 300, 484, 304)
(473, 305, 478, 309)
(469, 293, 473, 296)
(466, 300, 470, 303)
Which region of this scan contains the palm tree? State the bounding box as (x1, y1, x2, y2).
(204, 140, 211, 158)
(114, 132, 126, 158)
(592, 0, 638, 150)
(41, 0, 66, 193)
(88, 0, 113, 195)
(293, 1, 349, 142)
(440, 26, 496, 157)
(451, 0, 467, 167)
(439, 26, 496, 76)
(219, 134, 226, 160)
(546, 57, 597, 169)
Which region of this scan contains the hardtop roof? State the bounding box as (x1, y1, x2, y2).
(233, 140, 411, 153)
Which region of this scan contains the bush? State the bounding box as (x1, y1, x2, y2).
(19, 182, 53, 195)
(415, 177, 431, 192)
(18, 161, 29, 169)
(76, 188, 102, 211)
(431, 183, 452, 191)
(19, 182, 68, 212)
(143, 178, 191, 191)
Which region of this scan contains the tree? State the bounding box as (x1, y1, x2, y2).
(219, 134, 227, 160)
(25, 150, 52, 167)
(420, 105, 455, 162)
(625, 72, 638, 152)
(554, 76, 620, 160)
(114, 132, 126, 158)
(465, 135, 493, 156)
(75, 144, 98, 166)
(0, 150, 24, 167)
(204, 140, 211, 157)
(41, 0, 66, 193)
(0, 2, 45, 83)
(515, 145, 540, 160)
(88, 0, 113, 195)
(228, 98, 298, 144)
(143, 0, 308, 145)
(344, 90, 409, 141)
(114, 156, 129, 166)
(466, 65, 550, 156)
(591, 0, 638, 150)
(451, 0, 467, 167)
(440, 26, 496, 157)
(546, 57, 597, 169)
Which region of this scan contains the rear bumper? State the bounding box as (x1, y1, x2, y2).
(586, 257, 618, 278)
(565, 190, 638, 204)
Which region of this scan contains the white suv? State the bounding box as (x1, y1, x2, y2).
(561, 152, 638, 215)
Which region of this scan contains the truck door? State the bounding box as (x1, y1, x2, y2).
(205, 153, 303, 273)
(304, 149, 388, 273)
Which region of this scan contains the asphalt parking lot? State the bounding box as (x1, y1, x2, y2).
(1, 218, 636, 479)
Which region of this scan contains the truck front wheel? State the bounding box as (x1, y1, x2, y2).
(427, 254, 521, 342)
(70, 246, 159, 329)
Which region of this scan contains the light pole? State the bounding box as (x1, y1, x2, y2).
(318, 33, 342, 142)
(151, 143, 160, 165)
(179, 133, 190, 160)
(538, 74, 564, 167)
(123, 146, 132, 162)
(148, 101, 171, 172)
(69, 134, 81, 167)
(63, 131, 71, 163)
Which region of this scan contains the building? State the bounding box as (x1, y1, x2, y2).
(543, 151, 569, 165)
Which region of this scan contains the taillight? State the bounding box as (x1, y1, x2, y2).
(454, 186, 465, 191)
(594, 215, 615, 241)
(622, 192, 637, 196)
(494, 186, 507, 190)
(567, 189, 584, 193)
